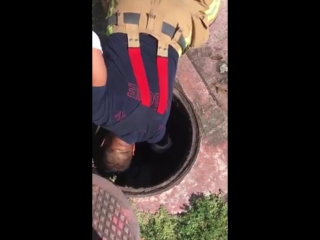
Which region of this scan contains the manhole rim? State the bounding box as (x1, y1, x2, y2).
(118, 84, 201, 197)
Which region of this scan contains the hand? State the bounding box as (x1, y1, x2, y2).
(150, 135, 172, 154)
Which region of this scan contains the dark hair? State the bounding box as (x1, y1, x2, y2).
(101, 148, 132, 172)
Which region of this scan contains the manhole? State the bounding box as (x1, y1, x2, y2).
(93, 85, 200, 197)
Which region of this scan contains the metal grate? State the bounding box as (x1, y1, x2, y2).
(92, 184, 133, 240)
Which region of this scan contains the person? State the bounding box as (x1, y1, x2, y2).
(92, 31, 106, 89)
(92, 0, 220, 172)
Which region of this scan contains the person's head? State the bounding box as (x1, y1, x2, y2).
(100, 133, 135, 172)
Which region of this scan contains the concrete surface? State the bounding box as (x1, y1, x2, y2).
(187, 0, 228, 112)
(132, 0, 228, 214)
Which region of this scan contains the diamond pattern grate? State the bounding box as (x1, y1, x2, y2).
(92, 184, 133, 240)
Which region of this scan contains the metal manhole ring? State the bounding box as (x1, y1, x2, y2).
(92, 174, 140, 240)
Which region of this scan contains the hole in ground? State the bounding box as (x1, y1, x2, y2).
(92, 86, 200, 196)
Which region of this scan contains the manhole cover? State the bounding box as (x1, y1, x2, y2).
(92, 174, 140, 240)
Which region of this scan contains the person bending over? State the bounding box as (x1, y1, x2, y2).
(92, 0, 220, 172)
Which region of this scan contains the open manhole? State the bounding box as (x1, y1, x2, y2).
(93, 85, 200, 197)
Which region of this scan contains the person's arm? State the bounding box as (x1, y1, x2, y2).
(92, 31, 108, 124)
(148, 127, 167, 144)
(148, 127, 172, 153)
(92, 31, 107, 87)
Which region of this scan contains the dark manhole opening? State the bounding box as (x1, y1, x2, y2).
(93, 86, 200, 197)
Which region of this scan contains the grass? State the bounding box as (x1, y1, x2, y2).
(135, 193, 228, 240)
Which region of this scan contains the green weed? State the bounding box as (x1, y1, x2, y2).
(136, 193, 228, 240)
